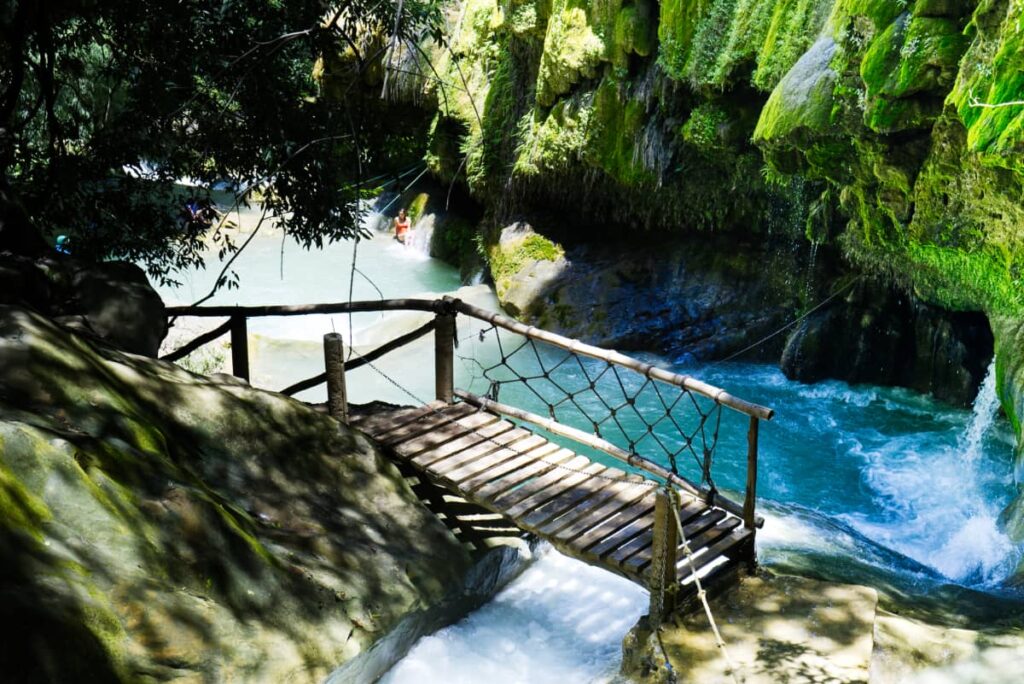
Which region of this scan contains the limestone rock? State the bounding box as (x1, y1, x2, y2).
(0, 306, 475, 681)
(61, 261, 168, 357)
(622, 574, 878, 683)
(781, 279, 994, 406)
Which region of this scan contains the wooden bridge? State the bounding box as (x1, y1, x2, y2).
(165, 296, 774, 618)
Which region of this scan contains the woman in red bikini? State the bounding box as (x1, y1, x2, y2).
(394, 208, 411, 244)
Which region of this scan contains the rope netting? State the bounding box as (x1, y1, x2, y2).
(457, 324, 725, 492)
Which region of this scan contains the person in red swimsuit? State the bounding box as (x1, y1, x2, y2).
(394, 208, 411, 244)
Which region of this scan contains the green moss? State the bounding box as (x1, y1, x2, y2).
(407, 192, 430, 222)
(859, 14, 968, 131)
(681, 103, 731, 152)
(536, 2, 605, 107)
(514, 98, 592, 176)
(585, 77, 654, 185)
(950, 0, 1024, 175)
(0, 451, 51, 537)
(489, 233, 565, 285)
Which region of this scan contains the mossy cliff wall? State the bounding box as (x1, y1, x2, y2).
(412, 0, 1024, 559)
(425, 0, 1020, 318)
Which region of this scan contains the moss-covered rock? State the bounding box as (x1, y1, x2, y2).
(487, 222, 567, 316)
(0, 306, 477, 681)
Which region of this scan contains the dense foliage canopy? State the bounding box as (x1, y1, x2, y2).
(0, 0, 443, 283)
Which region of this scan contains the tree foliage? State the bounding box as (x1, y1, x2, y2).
(0, 0, 444, 283)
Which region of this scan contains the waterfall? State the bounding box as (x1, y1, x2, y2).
(962, 360, 1000, 463)
(406, 214, 435, 257)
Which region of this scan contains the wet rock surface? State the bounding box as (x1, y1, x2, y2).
(781, 279, 994, 407)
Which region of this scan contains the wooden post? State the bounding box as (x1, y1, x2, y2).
(230, 315, 249, 381)
(743, 417, 759, 529)
(648, 487, 680, 625)
(434, 311, 456, 403)
(743, 416, 759, 570)
(323, 333, 348, 423)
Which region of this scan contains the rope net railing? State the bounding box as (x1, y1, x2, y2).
(457, 322, 727, 495)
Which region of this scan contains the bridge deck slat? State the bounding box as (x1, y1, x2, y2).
(591, 498, 706, 563)
(396, 417, 515, 464)
(459, 444, 567, 493)
(468, 449, 578, 501)
(379, 403, 480, 446)
(387, 411, 504, 456)
(351, 401, 444, 434)
(410, 424, 531, 468)
(544, 480, 653, 542)
(485, 456, 593, 510)
(627, 514, 740, 574)
(571, 499, 656, 559)
(676, 528, 753, 584)
(500, 463, 609, 520)
(516, 470, 624, 531)
(441, 440, 558, 488)
(432, 435, 549, 484)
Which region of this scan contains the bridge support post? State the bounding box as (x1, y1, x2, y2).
(743, 416, 759, 570)
(230, 315, 249, 381)
(323, 333, 349, 423)
(648, 486, 680, 625)
(434, 311, 456, 403)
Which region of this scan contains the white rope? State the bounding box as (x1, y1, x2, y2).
(670, 484, 743, 684)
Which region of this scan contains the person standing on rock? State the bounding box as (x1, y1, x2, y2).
(394, 208, 411, 245)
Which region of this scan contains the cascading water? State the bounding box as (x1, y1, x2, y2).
(155, 221, 1024, 680)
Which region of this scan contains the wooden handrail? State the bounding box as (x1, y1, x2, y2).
(445, 297, 774, 421)
(163, 296, 769, 534)
(279, 319, 436, 396)
(166, 298, 442, 318)
(161, 318, 233, 361)
(455, 389, 764, 527)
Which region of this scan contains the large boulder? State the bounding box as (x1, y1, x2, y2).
(0, 255, 167, 357)
(58, 261, 167, 357)
(781, 280, 994, 406)
(0, 306, 476, 681)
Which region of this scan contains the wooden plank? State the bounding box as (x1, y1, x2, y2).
(676, 528, 753, 583)
(433, 434, 549, 484)
(627, 514, 739, 574)
(350, 401, 445, 433)
(379, 403, 478, 446)
(458, 443, 565, 493)
(470, 449, 578, 501)
(572, 498, 656, 560)
(411, 424, 531, 468)
(588, 498, 708, 562)
(405, 421, 521, 468)
(483, 455, 592, 509)
(517, 472, 622, 532)
(607, 529, 654, 570)
(388, 411, 504, 456)
(500, 462, 610, 520)
(442, 440, 559, 488)
(543, 479, 654, 541)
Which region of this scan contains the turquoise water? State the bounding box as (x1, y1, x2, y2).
(158, 208, 1022, 680)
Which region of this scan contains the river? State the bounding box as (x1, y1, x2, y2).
(157, 203, 1023, 681)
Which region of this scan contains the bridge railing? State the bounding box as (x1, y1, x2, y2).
(164, 296, 773, 529)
